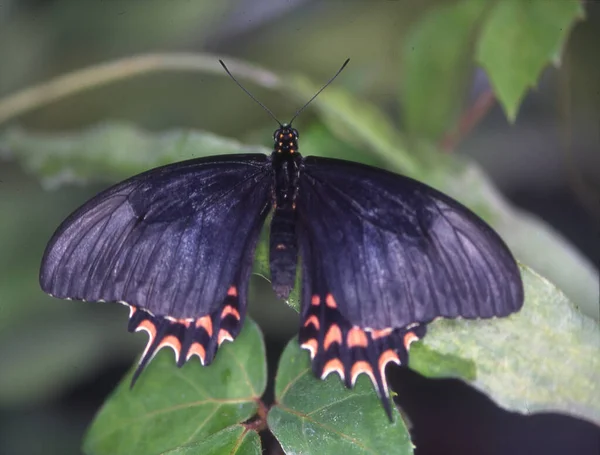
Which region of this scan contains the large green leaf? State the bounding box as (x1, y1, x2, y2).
(415, 265, 600, 425)
(162, 426, 261, 455)
(83, 318, 267, 455)
(268, 340, 413, 455)
(402, 0, 487, 139)
(476, 0, 584, 121)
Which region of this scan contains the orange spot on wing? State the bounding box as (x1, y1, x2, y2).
(129, 306, 137, 318)
(311, 295, 320, 306)
(403, 331, 419, 349)
(227, 286, 238, 297)
(347, 326, 368, 348)
(187, 342, 206, 364)
(137, 320, 157, 338)
(322, 358, 345, 379)
(157, 335, 182, 355)
(303, 315, 320, 330)
(324, 324, 342, 349)
(300, 338, 318, 359)
(350, 360, 375, 386)
(221, 305, 241, 321)
(218, 328, 233, 345)
(325, 294, 337, 309)
(196, 316, 213, 337)
(378, 349, 400, 374)
(370, 327, 393, 340)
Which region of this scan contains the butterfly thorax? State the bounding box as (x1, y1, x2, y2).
(271, 125, 301, 208)
(269, 125, 302, 299)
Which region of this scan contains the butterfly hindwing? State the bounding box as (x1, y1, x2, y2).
(298, 221, 429, 418)
(40, 154, 272, 380)
(296, 156, 523, 417)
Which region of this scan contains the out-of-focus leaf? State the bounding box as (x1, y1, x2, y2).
(83, 318, 266, 455)
(287, 78, 423, 177)
(0, 306, 136, 406)
(268, 340, 413, 455)
(407, 342, 475, 381)
(162, 426, 261, 455)
(402, 0, 487, 139)
(476, 0, 584, 121)
(0, 123, 269, 188)
(0, 175, 83, 333)
(413, 265, 600, 425)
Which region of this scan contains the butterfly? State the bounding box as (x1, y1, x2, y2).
(39, 59, 523, 420)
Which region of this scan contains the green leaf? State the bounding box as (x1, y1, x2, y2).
(83, 318, 267, 455)
(268, 339, 413, 455)
(476, 0, 584, 121)
(412, 265, 600, 425)
(402, 0, 488, 139)
(162, 426, 261, 455)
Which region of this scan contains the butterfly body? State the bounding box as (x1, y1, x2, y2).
(270, 125, 302, 299)
(40, 64, 523, 421)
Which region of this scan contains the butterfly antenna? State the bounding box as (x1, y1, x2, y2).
(219, 60, 282, 127)
(288, 58, 350, 125)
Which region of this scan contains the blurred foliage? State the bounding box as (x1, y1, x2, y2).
(476, 0, 584, 121)
(0, 0, 598, 454)
(83, 319, 266, 455)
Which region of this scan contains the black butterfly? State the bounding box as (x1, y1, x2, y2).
(40, 59, 523, 420)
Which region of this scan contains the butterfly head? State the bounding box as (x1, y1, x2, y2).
(273, 124, 299, 154)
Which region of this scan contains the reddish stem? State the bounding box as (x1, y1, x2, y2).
(440, 90, 496, 152)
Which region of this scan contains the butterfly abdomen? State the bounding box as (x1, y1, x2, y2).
(270, 206, 298, 299)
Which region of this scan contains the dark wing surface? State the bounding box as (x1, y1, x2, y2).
(296, 156, 523, 419)
(40, 154, 272, 381)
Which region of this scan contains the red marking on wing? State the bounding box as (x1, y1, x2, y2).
(227, 286, 238, 297)
(370, 327, 393, 340)
(157, 335, 182, 357)
(196, 315, 213, 337)
(221, 305, 241, 321)
(304, 315, 320, 330)
(325, 293, 337, 309)
(324, 324, 343, 349)
(186, 342, 206, 364)
(403, 331, 419, 349)
(301, 338, 318, 359)
(350, 360, 375, 386)
(378, 349, 400, 374)
(347, 326, 368, 348)
(218, 328, 233, 345)
(322, 358, 345, 379)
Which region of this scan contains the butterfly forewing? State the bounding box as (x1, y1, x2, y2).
(40, 154, 272, 379)
(298, 156, 523, 328)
